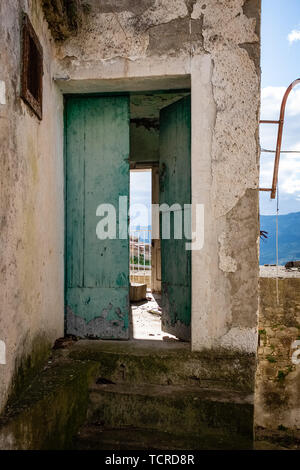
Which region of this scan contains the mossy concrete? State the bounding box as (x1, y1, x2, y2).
(7, 335, 52, 407)
(0, 356, 99, 450)
(255, 427, 300, 450)
(68, 340, 256, 393)
(75, 425, 252, 451)
(0, 339, 255, 450)
(71, 340, 254, 450)
(87, 383, 253, 449)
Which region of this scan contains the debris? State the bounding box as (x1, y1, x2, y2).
(148, 309, 161, 316)
(260, 230, 268, 240)
(53, 335, 78, 350)
(96, 378, 116, 385)
(285, 260, 300, 269)
(162, 336, 178, 342)
(130, 283, 147, 302)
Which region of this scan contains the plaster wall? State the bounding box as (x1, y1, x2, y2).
(0, 0, 64, 413)
(130, 121, 159, 163)
(0, 0, 261, 413)
(54, 0, 261, 354)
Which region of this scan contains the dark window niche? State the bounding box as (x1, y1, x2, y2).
(21, 14, 43, 120)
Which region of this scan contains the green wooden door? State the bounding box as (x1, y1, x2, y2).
(159, 96, 191, 341)
(65, 96, 130, 339)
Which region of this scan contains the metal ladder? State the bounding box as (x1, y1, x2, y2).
(260, 78, 300, 199)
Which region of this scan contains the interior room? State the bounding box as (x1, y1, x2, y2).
(129, 91, 191, 342)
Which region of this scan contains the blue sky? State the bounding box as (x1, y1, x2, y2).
(130, 171, 152, 227)
(130, 1, 300, 221)
(260, 0, 300, 214)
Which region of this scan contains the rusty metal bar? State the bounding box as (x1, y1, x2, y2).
(260, 120, 280, 124)
(259, 188, 272, 192)
(270, 78, 300, 198)
(259, 78, 300, 199)
(261, 148, 300, 154)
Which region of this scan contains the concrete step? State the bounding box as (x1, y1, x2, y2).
(86, 382, 253, 449)
(68, 339, 255, 393)
(0, 358, 99, 450)
(0, 339, 255, 450)
(74, 425, 252, 450)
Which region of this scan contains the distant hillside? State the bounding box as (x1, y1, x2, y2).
(260, 212, 300, 265)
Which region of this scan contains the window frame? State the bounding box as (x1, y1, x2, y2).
(21, 13, 43, 120)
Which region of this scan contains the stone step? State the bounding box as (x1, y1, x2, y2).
(0, 358, 99, 450)
(74, 425, 252, 450)
(68, 340, 255, 392)
(0, 340, 255, 450)
(86, 382, 253, 449)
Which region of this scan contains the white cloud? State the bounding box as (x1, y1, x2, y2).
(260, 158, 274, 190)
(261, 86, 300, 120)
(130, 171, 152, 227)
(260, 87, 300, 208)
(130, 171, 151, 192)
(288, 29, 300, 44)
(261, 86, 286, 119)
(260, 143, 300, 196)
(279, 154, 300, 195)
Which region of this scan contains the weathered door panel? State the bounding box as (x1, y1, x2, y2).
(151, 166, 162, 292)
(66, 96, 130, 339)
(159, 96, 191, 341)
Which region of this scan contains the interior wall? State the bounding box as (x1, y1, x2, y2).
(130, 121, 159, 163)
(0, 0, 64, 413)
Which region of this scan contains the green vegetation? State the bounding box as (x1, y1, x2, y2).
(277, 366, 294, 383)
(130, 255, 151, 266)
(277, 370, 286, 382)
(278, 425, 288, 431)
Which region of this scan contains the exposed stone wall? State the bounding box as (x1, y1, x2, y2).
(255, 270, 300, 445)
(0, 0, 64, 413)
(42, 0, 83, 41)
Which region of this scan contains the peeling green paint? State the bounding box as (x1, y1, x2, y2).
(159, 96, 191, 340)
(65, 97, 130, 339)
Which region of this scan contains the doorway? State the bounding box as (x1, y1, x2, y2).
(129, 169, 176, 341)
(64, 90, 191, 342)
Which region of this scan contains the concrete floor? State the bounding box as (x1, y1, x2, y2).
(260, 265, 300, 278)
(130, 291, 178, 341)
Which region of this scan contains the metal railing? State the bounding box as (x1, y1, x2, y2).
(260, 78, 300, 198)
(130, 228, 152, 284)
